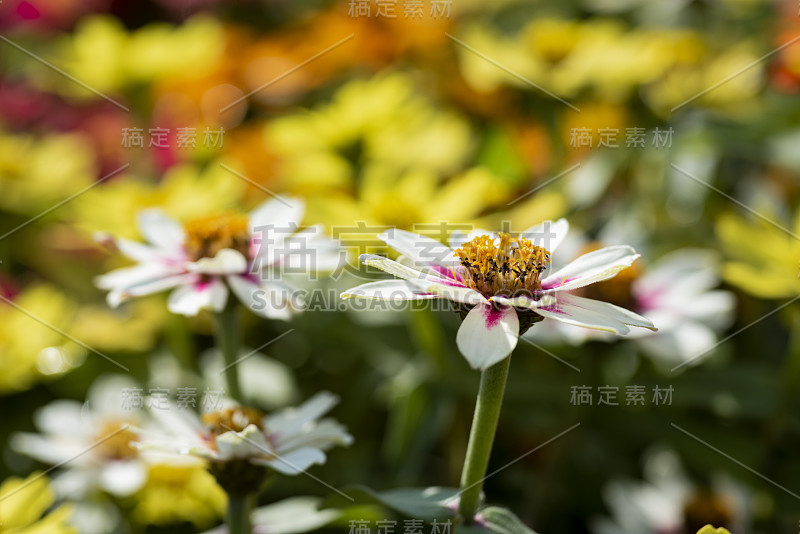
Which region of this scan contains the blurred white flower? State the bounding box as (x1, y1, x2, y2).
(134, 392, 352, 476)
(95, 196, 342, 319)
(11, 375, 157, 499)
(341, 219, 655, 370)
(526, 223, 735, 370)
(203, 496, 341, 534)
(591, 448, 749, 534)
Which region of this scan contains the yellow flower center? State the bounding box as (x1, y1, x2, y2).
(96, 421, 139, 460)
(454, 233, 550, 298)
(184, 213, 250, 261)
(202, 407, 266, 440)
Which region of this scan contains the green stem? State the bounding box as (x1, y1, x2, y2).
(226, 493, 254, 534)
(457, 354, 512, 523)
(215, 298, 243, 402)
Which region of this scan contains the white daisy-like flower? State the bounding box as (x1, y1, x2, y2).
(591, 449, 749, 534)
(11, 375, 155, 500)
(340, 219, 656, 370)
(526, 225, 735, 370)
(133, 392, 353, 477)
(95, 197, 342, 319)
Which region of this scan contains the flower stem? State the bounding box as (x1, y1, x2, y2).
(226, 493, 254, 534)
(457, 354, 512, 523)
(215, 298, 243, 402)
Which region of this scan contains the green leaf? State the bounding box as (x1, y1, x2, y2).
(458, 507, 538, 534)
(322, 486, 458, 520)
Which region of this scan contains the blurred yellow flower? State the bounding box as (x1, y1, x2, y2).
(42, 15, 224, 99)
(69, 298, 168, 353)
(645, 41, 764, 115)
(717, 211, 800, 298)
(131, 463, 226, 528)
(0, 131, 95, 215)
(266, 72, 473, 192)
(0, 284, 84, 394)
(264, 72, 520, 248)
(0, 473, 75, 533)
(305, 165, 510, 232)
(69, 160, 245, 241)
(454, 18, 725, 106)
(696, 526, 732, 534)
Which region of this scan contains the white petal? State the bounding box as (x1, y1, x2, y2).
(167, 279, 228, 316)
(407, 278, 486, 305)
(359, 254, 458, 285)
(87, 375, 142, 420)
(50, 468, 95, 499)
(536, 293, 656, 334)
(449, 228, 497, 249)
(340, 280, 440, 301)
(274, 419, 353, 452)
(542, 245, 640, 292)
(97, 233, 179, 263)
(99, 461, 147, 497)
(378, 229, 458, 268)
(633, 248, 720, 297)
(248, 196, 305, 234)
(520, 218, 569, 254)
(140, 404, 207, 443)
(250, 497, 340, 534)
(678, 290, 735, 328)
(456, 303, 519, 370)
(137, 209, 185, 250)
(265, 392, 339, 443)
(216, 425, 273, 460)
(249, 197, 305, 265)
(260, 447, 326, 475)
(34, 399, 91, 438)
(95, 263, 179, 291)
(11, 432, 89, 465)
(491, 294, 556, 309)
(637, 320, 717, 368)
(262, 224, 343, 272)
(186, 249, 248, 275)
(227, 275, 299, 320)
(107, 272, 198, 307)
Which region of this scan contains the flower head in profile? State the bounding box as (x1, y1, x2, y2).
(95, 196, 342, 319)
(133, 392, 352, 494)
(341, 219, 656, 370)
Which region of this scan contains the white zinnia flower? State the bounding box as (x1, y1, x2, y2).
(95, 197, 342, 319)
(134, 392, 353, 476)
(11, 375, 153, 499)
(341, 219, 656, 370)
(526, 224, 735, 370)
(591, 449, 749, 534)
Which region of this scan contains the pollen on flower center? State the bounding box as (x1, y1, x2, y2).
(202, 407, 266, 439)
(454, 233, 550, 298)
(184, 213, 250, 261)
(96, 421, 138, 460)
